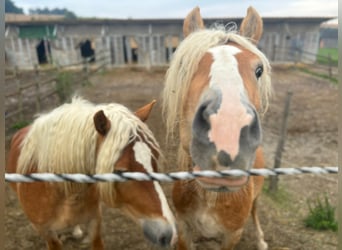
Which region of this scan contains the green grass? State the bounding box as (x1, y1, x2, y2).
(297, 67, 338, 84)
(10, 120, 31, 131)
(304, 195, 338, 232)
(316, 48, 338, 66)
(55, 71, 73, 102)
(263, 179, 290, 207)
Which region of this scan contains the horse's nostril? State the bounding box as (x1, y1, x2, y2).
(192, 103, 211, 142)
(142, 219, 173, 247)
(248, 111, 261, 142)
(158, 233, 172, 247)
(201, 104, 211, 122)
(217, 150, 233, 166)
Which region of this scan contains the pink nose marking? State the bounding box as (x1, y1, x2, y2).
(208, 86, 252, 160)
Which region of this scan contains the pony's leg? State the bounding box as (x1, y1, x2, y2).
(176, 234, 188, 250)
(221, 228, 243, 250)
(88, 215, 104, 250)
(38, 229, 63, 250)
(176, 220, 195, 250)
(251, 198, 268, 250)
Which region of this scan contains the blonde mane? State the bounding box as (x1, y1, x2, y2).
(17, 97, 161, 194)
(162, 28, 272, 138)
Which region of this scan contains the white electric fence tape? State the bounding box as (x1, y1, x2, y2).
(5, 167, 338, 183)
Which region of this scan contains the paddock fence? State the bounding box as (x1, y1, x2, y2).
(6, 33, 337, 81)
(5, 34, 179, 70)
(5, 51, 110, 137)
(4, 166, 339, 183)
(270, 46, 338, 81)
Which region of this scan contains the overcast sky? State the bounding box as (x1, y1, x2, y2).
(14, 0, 338, 20)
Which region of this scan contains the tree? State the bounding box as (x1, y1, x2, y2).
(29, 7, 77, 19)
(5, 0, 24, 14)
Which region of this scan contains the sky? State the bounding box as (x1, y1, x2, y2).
(14, 0, 338, 20)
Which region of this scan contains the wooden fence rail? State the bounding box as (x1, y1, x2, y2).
(274, 46, 338, 80)
(5, 53, 110, 134)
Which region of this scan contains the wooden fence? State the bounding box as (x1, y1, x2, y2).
(5, 34, 179, 70)
(5, 52, 110, 135)
(273, 46, 338, 81)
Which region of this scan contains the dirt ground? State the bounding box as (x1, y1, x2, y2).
(5, 65, 338, 250)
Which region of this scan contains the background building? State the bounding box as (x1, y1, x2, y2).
(5, 14, 334, 69)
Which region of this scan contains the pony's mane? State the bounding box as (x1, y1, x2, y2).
(17, 97, 161, 193)
(162, 27, 272, 138)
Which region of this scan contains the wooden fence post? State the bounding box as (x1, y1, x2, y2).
(272, 44, 276, 61)
(16, 76, 23, 121)
(34, 64, 41, 113)
(83, 58, 89, 85)
(328, 54, 332, 78)
(14, 65, 18, 78)
(268, 91, 293, 192)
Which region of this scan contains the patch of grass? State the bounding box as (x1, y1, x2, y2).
(263, 179, 290, 207)
(56, 71, 73, 102)
(304, 195, 338, 232)
(297, 67, 337, 84)
(10, 120, 31, 131)
(316, 48, 338, 66)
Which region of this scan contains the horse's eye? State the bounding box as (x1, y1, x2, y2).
(255, 65, 263, 79)
(113, 169, 127, 174)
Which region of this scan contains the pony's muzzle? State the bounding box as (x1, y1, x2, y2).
(215, 109, 262, 167)
(142, 219, 176, 247)
(191, 94, 262, 171)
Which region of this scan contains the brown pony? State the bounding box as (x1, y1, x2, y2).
(6, 97, 177, 250)
(162, 6, 271, 250)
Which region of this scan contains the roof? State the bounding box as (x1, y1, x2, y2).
(5, 15, 335, 26)
(5, 13, 64, 23)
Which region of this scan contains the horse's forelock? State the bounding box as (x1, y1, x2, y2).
(95, 105, 163, 207)
(16, 97, 161, 195)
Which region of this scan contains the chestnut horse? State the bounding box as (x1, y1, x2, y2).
(162, 6, 271, 250)
(6, 97, 177, 250)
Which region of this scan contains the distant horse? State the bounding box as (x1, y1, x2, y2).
(162, 6, 271, 250)
(6, 97, 177, 250)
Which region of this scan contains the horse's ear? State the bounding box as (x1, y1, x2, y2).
(240, 6, 263, 45)
(183, 6, 205, 37)
(134, 100, 156, 122)
(94, 110, 111, 136)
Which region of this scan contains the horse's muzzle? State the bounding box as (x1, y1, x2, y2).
(191, 87, 262, 168)
(142, 218, 176, 247)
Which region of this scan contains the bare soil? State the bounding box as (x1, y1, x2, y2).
(5, 66, 338, 250)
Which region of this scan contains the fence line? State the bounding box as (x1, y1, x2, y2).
(5, 54, 110, 128)
(273, 46, 338, 80)
(5, 166, 338, 183)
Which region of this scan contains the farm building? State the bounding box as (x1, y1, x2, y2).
(319, 21, 338, 49)
(5, 14, 334, 69)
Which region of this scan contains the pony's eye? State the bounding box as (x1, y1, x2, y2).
(255, 65, 263, 79)
(113, 169, 127, 174)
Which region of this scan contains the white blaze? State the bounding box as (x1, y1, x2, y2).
(133, 141, 153, 171)
(133, 141, 177, 239)
(207, 45, 253, 160)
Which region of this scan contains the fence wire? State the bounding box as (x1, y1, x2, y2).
(5, 166, 338, 183)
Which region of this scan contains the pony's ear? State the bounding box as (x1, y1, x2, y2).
(134, 100, 156, 122)
(240, 6, 263, 45)
(183, 7, 205, 37)
(94, 110, 111, 136)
